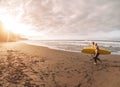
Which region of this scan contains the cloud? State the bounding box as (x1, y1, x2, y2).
(0, 0, 120, 40)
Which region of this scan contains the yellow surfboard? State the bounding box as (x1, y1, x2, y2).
(81, 47, 111, 55)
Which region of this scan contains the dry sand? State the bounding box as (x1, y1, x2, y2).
(0, 42, 120, 87)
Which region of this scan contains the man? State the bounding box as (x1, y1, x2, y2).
(91, 42, 95, 48)
(90, 42, 95, 59)
(93, 43, 102, 64)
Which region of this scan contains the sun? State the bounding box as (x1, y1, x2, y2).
(0, 15, 33, 36)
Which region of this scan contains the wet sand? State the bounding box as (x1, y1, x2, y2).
(0, 42, 120, 87)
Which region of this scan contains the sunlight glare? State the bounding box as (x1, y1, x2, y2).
(0, 15, 33, 36)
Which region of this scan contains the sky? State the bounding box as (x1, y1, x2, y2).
(0, 0, 120, 40)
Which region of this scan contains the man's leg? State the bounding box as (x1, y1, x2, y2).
(93, 53, 99, 64)
(96, 53, 102, 63)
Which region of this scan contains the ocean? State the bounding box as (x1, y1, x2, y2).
(21, 40, 120, 55)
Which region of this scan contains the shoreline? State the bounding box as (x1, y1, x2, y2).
(0, 42, 120, 87)
(26, 43, 120, 56)
(20, 41, 120, 56)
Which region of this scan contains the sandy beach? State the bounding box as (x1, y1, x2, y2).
(0, 42, 120, 87)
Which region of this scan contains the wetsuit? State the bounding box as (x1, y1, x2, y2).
(94, 46, 102, 64)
